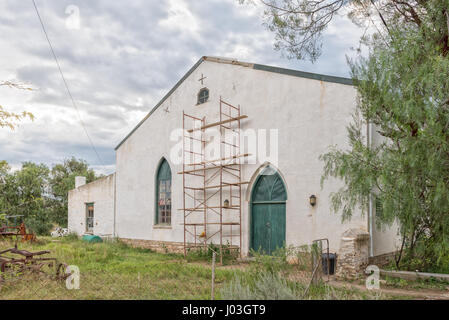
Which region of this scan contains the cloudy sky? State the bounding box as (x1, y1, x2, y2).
(0, 0, 364, 175)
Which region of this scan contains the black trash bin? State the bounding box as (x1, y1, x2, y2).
(321, 253, 336, 275)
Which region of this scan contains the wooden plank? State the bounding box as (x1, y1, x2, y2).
(185, 153, 251, 167)
(183, 222, 240, 225)
(178, 206, 241, 211)
(178, 164, 240, 175)
(198, 181, 249, 190)
(187, 115, 248, 133)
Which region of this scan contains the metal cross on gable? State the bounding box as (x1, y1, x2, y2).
(198, 73, 207, 85)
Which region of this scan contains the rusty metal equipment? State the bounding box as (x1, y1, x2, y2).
(312, 238, 331, 282)
(18, 222, 36, 242)
(0, 245, 69, 282)
(0, 222, 36, 243)
(303, 238, 332, 297)
(0, 225, 19, 239)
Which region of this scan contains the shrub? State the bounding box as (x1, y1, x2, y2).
(64, 232, 79, 241)
(24, 216, 52, 236)
(220, 271, 299, 300)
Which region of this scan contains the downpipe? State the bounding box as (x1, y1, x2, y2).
(368, 122, 374, 257)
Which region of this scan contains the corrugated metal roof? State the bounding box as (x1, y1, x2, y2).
(114, 56, 353, 150)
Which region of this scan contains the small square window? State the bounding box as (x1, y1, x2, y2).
(197, 88, 209, 104)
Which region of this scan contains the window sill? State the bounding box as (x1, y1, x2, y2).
(196, 100, 209, 106)
(153, 225, 172, 229)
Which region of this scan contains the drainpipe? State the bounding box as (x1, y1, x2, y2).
(368, 122, 374, 257)
(113, 172, 117, 238)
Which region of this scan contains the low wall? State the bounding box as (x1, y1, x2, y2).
(381, 269, 449, 282)
(119, 238, 240, 256)
(369, 251, 396, 267)
(120, 238, 185, 254)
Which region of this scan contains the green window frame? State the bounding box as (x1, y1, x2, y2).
(375, 197, 383, 218)
(86, 203, 94, 233)
(197, 88, 209, 104)
(155, 159, 172, 225)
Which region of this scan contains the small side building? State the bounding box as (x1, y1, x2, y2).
(68, 173, 115, 237)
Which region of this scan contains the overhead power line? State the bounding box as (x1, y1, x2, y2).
(31, 0, 106, 169)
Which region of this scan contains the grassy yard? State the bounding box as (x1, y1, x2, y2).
(0, 237, 402, 300)
(0, 237, 240, 299)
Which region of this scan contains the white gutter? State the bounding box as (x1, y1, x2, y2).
(113, 172, 117, 238)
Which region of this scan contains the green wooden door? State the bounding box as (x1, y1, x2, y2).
(251, 167, 287, 255)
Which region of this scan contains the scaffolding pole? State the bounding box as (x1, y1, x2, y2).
(180, 98, 248, 263)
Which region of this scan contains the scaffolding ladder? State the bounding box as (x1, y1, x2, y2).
(179, 98, 249, 263)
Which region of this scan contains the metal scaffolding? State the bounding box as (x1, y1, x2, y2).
(179, 98, 249, 263)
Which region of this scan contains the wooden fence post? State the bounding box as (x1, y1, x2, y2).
(211, 252, 216, 300)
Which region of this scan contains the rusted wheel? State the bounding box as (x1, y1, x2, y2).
(56, 263, 70, 281)
(0, 262, 6, 286)
(0, 260, 9, 273)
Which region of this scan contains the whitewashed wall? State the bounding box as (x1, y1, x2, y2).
(371, 127, 402, 256)
(114, 59, 389, 255)
(68, 173, 115, 237)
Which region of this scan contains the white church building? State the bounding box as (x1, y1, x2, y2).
(68, 56, 399, 269)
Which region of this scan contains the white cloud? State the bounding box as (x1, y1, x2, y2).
(0, 0, 362, 175)
(159, 0, 201, 39)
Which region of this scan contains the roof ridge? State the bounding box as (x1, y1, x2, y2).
(114, 56, 353, 150)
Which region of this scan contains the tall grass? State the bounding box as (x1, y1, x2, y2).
(0, 239, 396, 300)
(0, 237, 236, 299)
(219, 246, 391, 300)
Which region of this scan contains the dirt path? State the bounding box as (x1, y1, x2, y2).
(328, 279, 449, 300)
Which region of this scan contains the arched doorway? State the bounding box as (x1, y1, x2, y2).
(250, 166, 287, 255)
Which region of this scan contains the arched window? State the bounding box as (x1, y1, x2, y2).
(156, 159, 172, 225)
(197, 88, 209, 104)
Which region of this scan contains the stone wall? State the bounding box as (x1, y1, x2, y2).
(120, 238, 185, 254)
(336, 228, 370, 280)
(120, 238, 240, 256)
(369, 251, 396, 267)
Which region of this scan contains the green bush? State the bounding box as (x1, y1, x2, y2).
(249, 245, 314, 276)
(64, 232, 79, 241)
(24, 215, 52, 236)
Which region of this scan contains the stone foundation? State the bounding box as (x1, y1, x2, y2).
(120, 238, 185, 254)
(335, 228, 370, 280)
(119, 238, 240, 255)
(369, 251, 396, 267)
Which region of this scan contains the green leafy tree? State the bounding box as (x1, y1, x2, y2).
(49, 157, 100, 227)
(240, 0, 435, 62)
(0, 161, 10, 225)
(320, 3, 449, 270)
(245, 0, 449, 270)
(0, 158, 100, 234)
(3, 162, 53, 235)
(0, 81, 34, 129)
